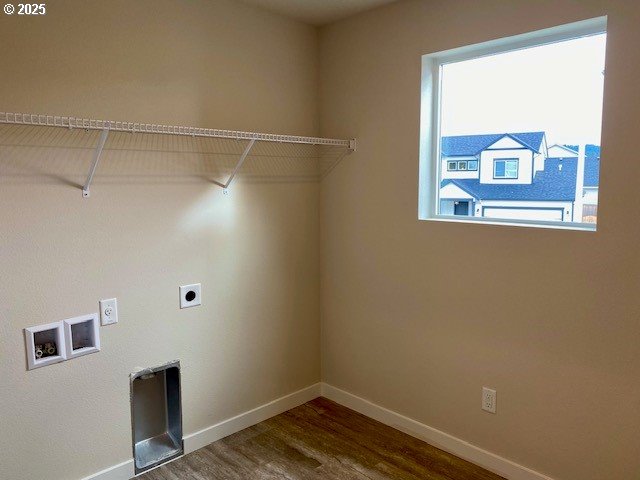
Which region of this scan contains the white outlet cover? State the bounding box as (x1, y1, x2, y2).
(482, 387, 497, 414)
(180, 284, 202, 309)
(100, 298, 118, 326)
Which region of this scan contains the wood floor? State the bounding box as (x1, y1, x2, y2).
(139, 397, 505, 480)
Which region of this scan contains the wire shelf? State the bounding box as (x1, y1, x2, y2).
(0, 112, 353, 148)
(0, 111, 356, 196)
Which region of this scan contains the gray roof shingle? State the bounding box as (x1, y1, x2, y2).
(441, 132, 545, 156)
(563, 145, 600, 187)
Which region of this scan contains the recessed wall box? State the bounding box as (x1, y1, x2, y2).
(24, 321, 67, 370)
(63, 313, 100, 359)
(131, 361, 183, 474)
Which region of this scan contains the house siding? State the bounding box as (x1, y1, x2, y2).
(480, 148, 534, 184)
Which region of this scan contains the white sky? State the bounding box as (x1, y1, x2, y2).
(440, 33, 607, 146)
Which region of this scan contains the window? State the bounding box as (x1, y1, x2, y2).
(446, 159, 478, 172)
(419, 17, 607, 231)
(493, 159, 518, 179)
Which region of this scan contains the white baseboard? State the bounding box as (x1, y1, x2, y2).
(183, 383, 321, 452)
(321, 383, 554, 480)
(80, 381, 552, 480)
(81, 382, 321, 480)
(80, 460, 134, 480)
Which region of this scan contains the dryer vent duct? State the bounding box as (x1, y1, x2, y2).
(130, 360, 183, 474)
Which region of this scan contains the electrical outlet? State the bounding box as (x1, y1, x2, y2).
(482, 387, 496, 414)
(100, 298, 118, 326)
(180, 284, 201, 309)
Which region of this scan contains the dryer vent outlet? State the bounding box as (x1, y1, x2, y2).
(179, 284, 201, 309)
(131, 361, 183, 474)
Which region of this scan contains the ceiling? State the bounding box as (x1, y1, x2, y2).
(239, 0, 398, 26)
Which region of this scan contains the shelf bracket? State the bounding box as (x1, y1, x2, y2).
(82, 127, 110, 198)
(213, 138, 256, 193)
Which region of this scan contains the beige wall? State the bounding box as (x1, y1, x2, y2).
(319, 1, 640, 480)
(0, 1, 320, 478)
(3, 1, 640, 479)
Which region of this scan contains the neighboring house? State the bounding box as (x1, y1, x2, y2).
(549, 143, 601, 222)
(440, 132, 601, 223)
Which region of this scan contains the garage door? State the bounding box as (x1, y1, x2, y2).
(483, 208, 564, 221)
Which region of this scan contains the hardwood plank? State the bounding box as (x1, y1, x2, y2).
(137, 398, 505, 480)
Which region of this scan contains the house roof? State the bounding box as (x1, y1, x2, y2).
(583, 156, 600, 187)
(441, 132, 545, 156)
(552, 145, 600, 187)
(441, 157, 577, 201)
(548, 144, 580, 156)
(563, 145, 600, 188)
(564, 144, 601, 158)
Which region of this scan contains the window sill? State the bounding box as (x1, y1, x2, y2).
(419, 215, 597, 232)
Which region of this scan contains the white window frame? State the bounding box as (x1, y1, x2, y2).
(493, 158, 519, 179)
(418, 16, 606, 231)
